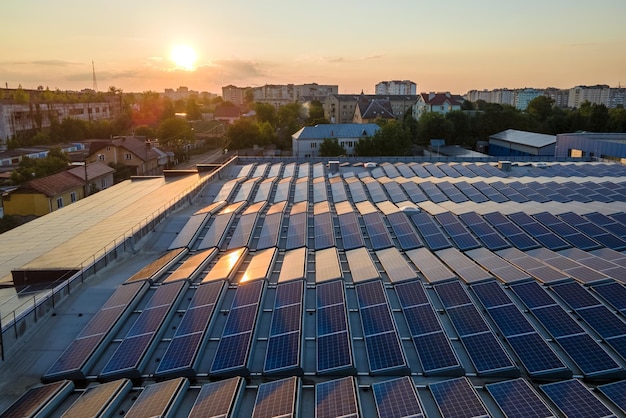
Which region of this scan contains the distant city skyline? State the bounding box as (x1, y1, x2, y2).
(2, 0, 625, 95)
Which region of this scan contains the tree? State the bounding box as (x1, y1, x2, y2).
(417, 112, 454, 145)
(319, 138, 346, 157)
(157, 117, 194, 149)
(354, 121, 412, 156)
(134, 125, 157, 138)
(255, 103, 278, 127)
(225, 118, 261, 150)
(305, 100, 328, 125)
(526, 96, 554, 123)
(185, 98, 202, 120)
(10, 147, 70, 184)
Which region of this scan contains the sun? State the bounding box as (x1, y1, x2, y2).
(170, 44, 197, 71)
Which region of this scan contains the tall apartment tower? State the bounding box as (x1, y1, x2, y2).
(375, 80, 417, 95)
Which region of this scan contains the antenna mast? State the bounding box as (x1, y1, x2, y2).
(92, 61, 98, 92)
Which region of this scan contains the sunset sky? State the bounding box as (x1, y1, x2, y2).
(2, 0, 625, 95)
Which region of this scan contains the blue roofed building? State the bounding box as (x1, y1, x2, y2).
(489, 129, 556, 157)
(556, 132, 626, 162)
(291, 123, 380, 158)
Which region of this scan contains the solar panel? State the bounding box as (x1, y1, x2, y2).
(314, 212, 335, 250)
(61, 379, 133, 418)
(406, 247, 455, 283)
(486, 378, 556, 418)
(356, 280, 407, 373)
(315, 377, 359, 418)
(556, 334, 623, 377)
(338, 212, 364, 250)
(0, 380, 75, 418)
(252, 376, 298, 418)
(376, 247, 417, 283)
(471, 280, 511, 308)
(372, 376, 424, 418)
(278, 247, 307, 283)
(387, 212, 423, 250)
(541, 379, 617, 418)
(125, 248, 187, 284)
(124, 377, 189, 418)
(434, 281, 473, 308)
(257, 211, 284, 250)
(99, 281, 188, 380)
(316, 280, 354, 373)
(155, 280, 225, 378)
(462, 332, 518, 375)
(285, 211, 307, 250)
(363, 212, 394, 250)
(189, 376, 245, 418)
(510, 281, 556, 309)
(264, 280, 304, 374)
(597, 380, 626, 414)
(210, 280, 264, 375)
(345, 247, 379, 283)
(44, 281, 148, 381)
(168, 212, 210, 250)
(592, 282, 626, 314)
(395, 280, 462, 374)
(163, 248, 217, 284)
(429, 377, 490, 418)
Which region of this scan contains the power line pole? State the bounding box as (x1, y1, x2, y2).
(92, 61, 98, 92)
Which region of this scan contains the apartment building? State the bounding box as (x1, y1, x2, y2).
(375, 80, 417, 95)
(252, 83, 338, 108)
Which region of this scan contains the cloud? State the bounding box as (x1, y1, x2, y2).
(1, 59, 80, 67)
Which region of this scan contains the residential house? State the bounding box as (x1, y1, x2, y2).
(353, 96, 395, 124)
(412, 92, 463, 119)
(213, 105, 241, 124)
(2, 161, 115, 217)
(292, 123, 380, 158)
(325, 94, 419, 124)
(83, 136, 164, 176)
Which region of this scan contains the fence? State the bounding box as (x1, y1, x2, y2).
(0, 155, 238, 361)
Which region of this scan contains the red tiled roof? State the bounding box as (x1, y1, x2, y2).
(24, 171, 85, 197)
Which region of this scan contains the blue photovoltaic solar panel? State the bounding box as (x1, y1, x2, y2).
(155, 281, 225, 377)
(462, 332, 518, 375)
(507, 333, 571, 377)
(316, 377, 359, 418)
(395, 280, 461, 374)
(356, 280, 407, 373)
(429, 377, 490, 418)
(314, 212, 335, 250)
(459, 212, 510, 251)
(381, 181, 408, 203)
(399, 181, 428, 203)
(446, 305, 490, 336)
(557, 334, 622, 376)
(372, 376, 424, 418)
(592, 282, 626, 314)
(44, 281, 148, 381)
(488, 304, 536, 337)
(363, 212, 394, 250)
(387, 212, 423, 250)
(99, 281, 187, 379)
(316, 280, 354, 373)
(285, 212, 307, 250)
(486, 378, 556, 418)
(598, 380, 626, 414)
(264, 280, 303, 374)
(338, 212, 364, 250)
(411, 213, 443, 235)
(472, 281, 570, 378)
(577, 306, 626, 339)
(532, 305, 583, 338)
(471, 281, 511, 308)
(210, 280, 264, 375)
(541, 379, 617, 418)
(510, 281, 556, 309)
(552, 282, 600, 309)
(434, 281, 473, 308)
(585, 212, 626, 239)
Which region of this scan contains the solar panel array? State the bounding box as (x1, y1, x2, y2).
(9, 160, 626, 417)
